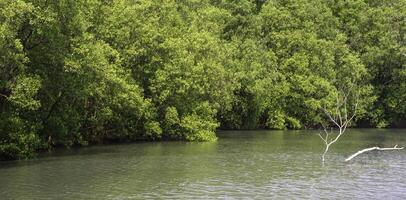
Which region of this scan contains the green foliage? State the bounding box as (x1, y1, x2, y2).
(179, 102, 219, 142)
(0, 0, 43, 160)
(0, 0, 404, 160)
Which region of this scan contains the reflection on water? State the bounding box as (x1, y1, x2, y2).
(0, 129, 405, 199)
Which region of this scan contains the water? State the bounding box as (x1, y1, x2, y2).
(0, 129, 405, 199)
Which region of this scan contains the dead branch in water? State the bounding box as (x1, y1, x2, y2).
(319, 89, 358, 163)
(345, 145, 404, 162)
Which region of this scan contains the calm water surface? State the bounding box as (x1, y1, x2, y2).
(1, 129, 405, 199)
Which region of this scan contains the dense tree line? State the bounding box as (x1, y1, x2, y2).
(0, 0, 404, 160)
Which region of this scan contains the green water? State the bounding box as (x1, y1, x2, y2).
(1, 129, 405, 199)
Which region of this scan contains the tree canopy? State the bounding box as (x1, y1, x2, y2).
(0, 0, 404, 160)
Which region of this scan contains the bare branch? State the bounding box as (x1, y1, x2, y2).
(328, 129, 343, 145)
(336, 94, 343, 126)
(318, 133, 327, 144)
(344, 94, 348, 122)
(322, 107, 340, 128)
(342, 101, 358, 133)
(318, 125, 331, 145)
(319, 88, 359, 163)
(345, 145, 404, 162)
(324, 127, 332, 143)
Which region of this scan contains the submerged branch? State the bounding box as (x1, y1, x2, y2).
(345, 145, 404, 162)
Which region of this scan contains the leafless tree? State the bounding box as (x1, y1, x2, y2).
(319, 89, 358, 163)
(319, 89, 403, 163)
